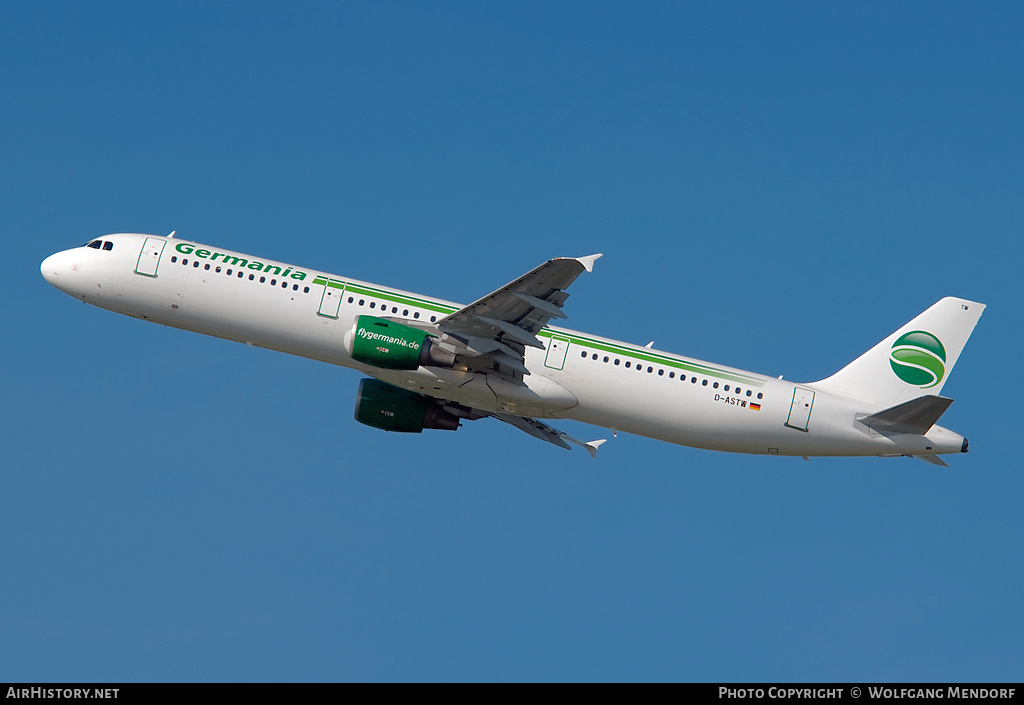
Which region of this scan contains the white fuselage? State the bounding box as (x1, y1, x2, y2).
(41, 234, 967, 458)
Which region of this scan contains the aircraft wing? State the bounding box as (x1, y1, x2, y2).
(489, 412, 607, 458)
(435, 254, 602, 376)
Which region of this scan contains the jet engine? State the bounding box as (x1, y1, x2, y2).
(354, 378, 461, 433)
(345, 315, 456, 370)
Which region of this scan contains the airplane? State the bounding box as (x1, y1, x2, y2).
(41, 233, 984, 464)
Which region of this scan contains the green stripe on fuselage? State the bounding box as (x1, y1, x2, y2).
(308, 277, 762, 386)
(341, 283, 457, 314)
(536, 329, 765, 386)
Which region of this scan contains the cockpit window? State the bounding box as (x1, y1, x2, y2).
(102, 241, 113, 251)
(87, 240, 102, 249)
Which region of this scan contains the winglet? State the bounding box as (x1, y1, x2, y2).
(583, 439, 607, 459)
(576, 253, 603, 273)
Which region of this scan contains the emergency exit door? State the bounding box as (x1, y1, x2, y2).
(544, 336, 570, 370)
(318, 281, 345, 318)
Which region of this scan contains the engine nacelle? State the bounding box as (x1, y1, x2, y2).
(345, 315, 455, 370)
(354, 379, 461, 433)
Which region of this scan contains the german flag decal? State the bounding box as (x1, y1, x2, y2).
(749, 403, 761, 411)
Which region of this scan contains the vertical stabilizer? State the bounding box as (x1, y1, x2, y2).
(810, 297, 985, 407)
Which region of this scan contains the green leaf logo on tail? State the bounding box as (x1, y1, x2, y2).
(890, 330, 946, 388)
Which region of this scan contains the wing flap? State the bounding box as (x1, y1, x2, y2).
(474, 315, 546, 349)
(513, 292, 568, 320)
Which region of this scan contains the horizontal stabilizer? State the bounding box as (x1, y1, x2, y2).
(860, 395, 953, 435)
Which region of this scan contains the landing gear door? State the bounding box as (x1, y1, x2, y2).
(785, 387, 815, 431)
(135, 237, 166, 277)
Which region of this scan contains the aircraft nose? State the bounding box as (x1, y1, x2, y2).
(40, 252, 61, 285)
(41, 249, 80, 292)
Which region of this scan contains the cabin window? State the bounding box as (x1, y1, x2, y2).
(669, 371, 674, 378)
(430, 316, 436, 322)
(625, 361, 631, 368)
(171, 256, 177, 263)
(592, 354, 598, 360)
(238, 271, 244, 278)
(249, 274, 255, 280)
(358, 299, 364, 306)
(182, 259, 188, 265)
(193, 261, 199, 268)
(293, 284, 299, 291)
(647, 366, 653, 373)
(270, 279, 276, 286)
(581, 351, 587, 358)
(369, 302, 375, 308)
(746, 390, 752, 397)
(205, 264, 211, 270)
(403, 310, 409, 316)
(724, 385, 730, 392)
(392, 307, 398, 313)
(713, 382, 719, 389)
(414, 312, 420, 319)
(281, 281, 287, 288)
(702, 379, 708, 386)
(216, 266, 221, 273)
(303, 287, 310, 293)
(348, 297, 354, 303)
(658, 369, 664, 376)
(757, 392, 763, 399)
(614, 359, 620, 365)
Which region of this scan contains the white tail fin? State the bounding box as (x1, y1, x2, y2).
(811, 297, 985, 408)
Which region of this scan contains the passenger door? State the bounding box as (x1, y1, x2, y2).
(134, 238, 166, 277)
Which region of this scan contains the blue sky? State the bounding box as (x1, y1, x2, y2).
(4, 2, 1023, 681)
